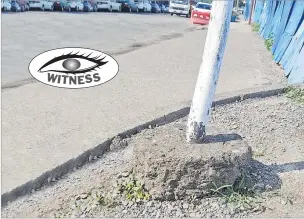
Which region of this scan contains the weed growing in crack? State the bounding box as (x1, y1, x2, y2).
(211, 171, 264, 213)
(285, 86, 304, 104)
(117, 173, 151, 202)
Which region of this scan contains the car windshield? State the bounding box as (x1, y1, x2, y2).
(196, 3, 211, 10)
(171, 0, 187, 5)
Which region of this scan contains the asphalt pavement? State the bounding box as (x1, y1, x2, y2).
(2, 12, 286, 194)
(2, 12, 193, 86)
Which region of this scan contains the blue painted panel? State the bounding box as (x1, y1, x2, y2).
(253, 0, 264, 23)
(284, 1, 304, 35)
(262, 0, 278, 39)
(259, 1, 268, 34)
(275, 1, 303, 63)
(244, 0, 251, 20)
(270, 0, 285, 50)
(281, 21, 304, 76)
(266, 0, 280, 38)
(288, 46, 304, 84)
(274, 34, 293, 63)
(273, 1, 295, 62)
(260, 0, 273, 37)
(247, 0, 304, 84)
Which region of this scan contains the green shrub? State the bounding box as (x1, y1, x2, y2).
(265, 33, 274, 51)
(252, 23, 260, 32)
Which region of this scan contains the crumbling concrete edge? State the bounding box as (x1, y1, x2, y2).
(1, 84, 287, 207)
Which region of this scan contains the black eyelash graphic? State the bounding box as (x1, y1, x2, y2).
(38, 51, 108, 74)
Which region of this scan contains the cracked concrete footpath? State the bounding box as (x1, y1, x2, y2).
(2, 22, 285, 194)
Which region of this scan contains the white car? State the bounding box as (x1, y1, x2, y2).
(134, 0, 150, 12)
(2, 0, 12, 11)
(66, 0, 84, 11)
(96, 0, 121, 12)
(29, 0, 54, 10)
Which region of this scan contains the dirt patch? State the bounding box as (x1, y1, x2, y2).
(1, 94, 303, 218)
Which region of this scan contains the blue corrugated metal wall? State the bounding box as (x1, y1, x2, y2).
(246, 0, 304, 84)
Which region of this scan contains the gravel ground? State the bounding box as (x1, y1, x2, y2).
(2, 93, 303, 218)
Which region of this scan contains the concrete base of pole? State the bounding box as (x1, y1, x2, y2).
(132, 123, 253, 201)
(186, 121, 206, 143)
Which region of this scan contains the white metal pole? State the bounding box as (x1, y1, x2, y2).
(236, 0, 239, 15)
(186, 0, 234, 143)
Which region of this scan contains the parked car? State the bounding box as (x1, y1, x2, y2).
(160, 3, 166, 13)
(10, 0, 21, 11)
(151, 2, 160, 13)
(29, 0, 53, 10)
(83, 0, 93, 11)
(53, 0, 66, 11)
(117, 0, 138, 12)
(11, 0, 29, 11)
(134, 0, 150, 12)
(83, 0, 97, 11)
(96, 0, 121, 12)
(65, 0, 84, 11)
(163, 4, 169, 12)
(191, 2, 211, 25)
(2, 0, 12, 11)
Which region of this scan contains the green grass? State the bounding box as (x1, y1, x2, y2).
(211, 171, 263, 212)
(285, 86, 304, 104)
(117, 173, 151, 202)
(252, 23, 260, 32)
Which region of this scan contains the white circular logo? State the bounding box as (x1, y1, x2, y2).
(29, 47, 119, 89)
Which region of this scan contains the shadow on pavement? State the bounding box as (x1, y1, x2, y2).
(203, 133, 243, 143)
(269, 161, 304, 173)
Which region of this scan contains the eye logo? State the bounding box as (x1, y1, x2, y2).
(29, 47, 119, 89)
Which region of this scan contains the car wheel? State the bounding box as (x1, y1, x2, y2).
(186, 11, 190, 18)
